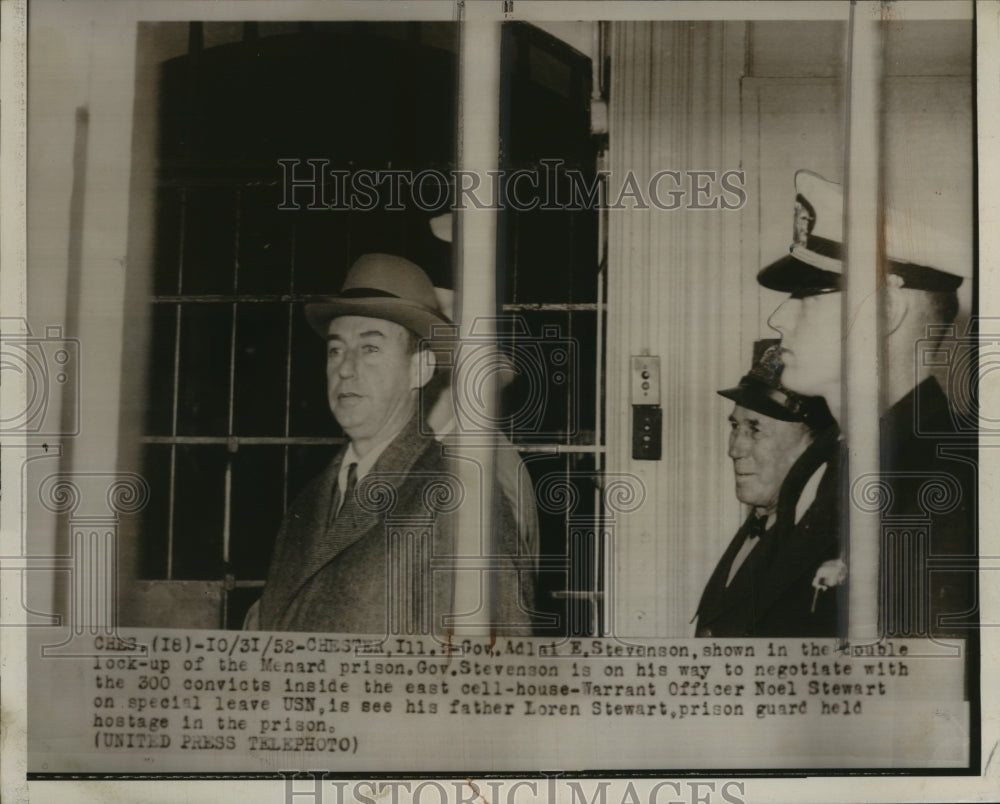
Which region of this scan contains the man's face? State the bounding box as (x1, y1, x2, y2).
(326, 315, 421, 453)
(767, 291, 841, 398)
(728, 404, 813, 511)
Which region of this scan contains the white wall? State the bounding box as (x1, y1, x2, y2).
(607, 21, 748, 636)
(25, 6, 140, 619)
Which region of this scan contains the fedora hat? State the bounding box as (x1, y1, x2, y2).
(305, 253, 451, 339)
(757, 170, 970, 298)
(718, 339, 835, 430)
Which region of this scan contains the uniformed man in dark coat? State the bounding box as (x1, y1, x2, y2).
(761, 170, 977, 639)
(695, 340, 841, 638)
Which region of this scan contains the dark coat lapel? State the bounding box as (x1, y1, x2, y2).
(751, 431, 840, 623)
(696, 516, 759, 627)
(259, 418, 438, 628)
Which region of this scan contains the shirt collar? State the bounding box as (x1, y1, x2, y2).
(432, 416, 456, 441)
(337, 429, 399, 500)
(751, 508, 777, 532)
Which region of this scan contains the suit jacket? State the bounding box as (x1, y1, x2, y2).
(257, 418, 532, 634)
(879, 377, 977, 638)
(695, 428, 842, 638)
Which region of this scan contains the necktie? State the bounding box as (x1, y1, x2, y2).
(341, 462, 358, 517)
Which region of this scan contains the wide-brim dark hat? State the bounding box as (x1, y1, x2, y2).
(718, 338, 835, 430)
(305, 253, 451, 340)
(757, 170, 968, 298)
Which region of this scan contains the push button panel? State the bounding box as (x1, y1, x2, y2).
(630, 355, 661, 406)
(632, 405, 662, 460)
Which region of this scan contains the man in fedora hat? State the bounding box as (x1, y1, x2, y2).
(254, 253, 531, 634)
(695, 340, 841, 638)
(760, 170, 977, 639)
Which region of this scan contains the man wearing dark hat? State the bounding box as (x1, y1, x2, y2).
(695, 341, 841, 638)
(254, 253, 530, 634)
(759, 170, 977, 639)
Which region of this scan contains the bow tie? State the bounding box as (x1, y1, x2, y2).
(747, 513, 768, 540)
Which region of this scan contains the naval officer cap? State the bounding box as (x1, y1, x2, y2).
(757, 170, 971, 298)
(718, 339, 836, 431)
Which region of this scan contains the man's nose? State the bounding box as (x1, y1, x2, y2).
(728, 429, 749, 459)
(767, 297, 797, 336)
(337, 351, 357, 378)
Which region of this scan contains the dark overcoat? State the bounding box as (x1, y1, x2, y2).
(695, 429, 843, 638)
(879, 377, 977, 638)
(258, 419, 532, 634)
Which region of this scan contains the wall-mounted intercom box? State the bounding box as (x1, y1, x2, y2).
(630, 355, 662, 460)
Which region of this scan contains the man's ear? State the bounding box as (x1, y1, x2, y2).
(411, 347, 437, 389)
(883, 274, 908, 337)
